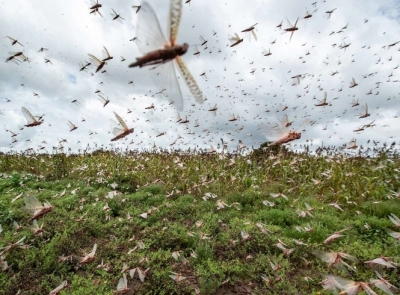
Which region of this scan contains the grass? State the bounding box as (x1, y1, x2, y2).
(0, 147, 399, 294)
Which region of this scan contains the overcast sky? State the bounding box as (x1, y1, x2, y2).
(1, 0, 400, 153)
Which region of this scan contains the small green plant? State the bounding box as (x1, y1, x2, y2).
(9, 171, 21, 187)
(0, 200, 14, 224)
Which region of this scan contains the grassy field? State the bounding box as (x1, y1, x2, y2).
(0, 147, 399, 294)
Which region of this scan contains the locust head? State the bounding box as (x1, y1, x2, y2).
(179, 43, 189, 55)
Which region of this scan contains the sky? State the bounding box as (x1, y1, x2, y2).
(1, 0, 400, 154)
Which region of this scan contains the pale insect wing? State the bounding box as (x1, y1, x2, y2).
(24, 195, 43, 212)
(286, 18, 293, 29)
(88, 54, 102, 65)
(169, 0, 182, 45)
(98, 94, 106, 103)
(260, 122, 287, 140)
(89, 243, 97, 256)
(315, 251, 335, 264)
(102, 46, 110, 59)
(365, 103, 368, 114)
(244, 31, 252, 42)
(262, 48, 267, 55)
(113, 112, 128, 130)
(370, 277, 394, 294)
(16, 236, 26, 245)
(129, 268, 136, 279)
(327, 275, 353, 289)
(117, 274, 127, 290)
(49, 281, 68, 295)
(148, 60, 183, 111)
(110, 119, 125, 136)
(251, 30, 257, 41)
(176, 56, 203, 105)
(44, 201, 53, 208)
(8, 51, 21, 56)
(305, 203, 313, 211)
(278, 114, 289, 126)
(293, 17, 299, 28)
(137, 268, 145, 282)
(136, 2, 168, 54)
(228, 34, 236, 44)
(21, 107, 36, 124)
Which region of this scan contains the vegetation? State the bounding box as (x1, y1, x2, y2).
(0, 146, 399, 294)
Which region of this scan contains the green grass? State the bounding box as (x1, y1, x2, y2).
(0, 148, 399, 294)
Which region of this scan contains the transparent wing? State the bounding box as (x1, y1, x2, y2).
(117, 274, 127, 290)
(102, 46, 111, 59)
(244, 32, 252, 42)
(24, 195, 43, 212)
(136, 2, 168, 54)
(148, 60, 183, 111)
(169, 0, 182, 45)
(21, 107, 36, 124)
(251, 30, 257, 41)
(98, 94, 107, 103)
(286, 18, 293, 28)
(88, 54, 102, 65)
(228, 34, 240, 45)
(89, 243, 97, 256)
(293, 17, 299, 28)
(137, 268, 145, 282)
(50, 281, 68, 294)
(113, 112, 128, 130)
(176, 56, 203, 105)
(110, 119, 125, 136)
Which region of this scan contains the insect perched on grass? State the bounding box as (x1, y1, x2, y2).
(48, 280, 69, 295)
(129, 0, 203, 111)
(24, 195, 54, 221)
(74, 243, 97, 265)
(114, 274, 129, 294)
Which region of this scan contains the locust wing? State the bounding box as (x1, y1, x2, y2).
(102, 46, 111, 59)
(89, 243, 97, 257)
(24, 195, 43, 215)
(116, 274, 128, 291)
(136, 1, 168, 54)
(176, 56, 203, 105)
(169, 0, 182, 45)
(151, 61, 184, 110)
(21, 107, 37, 124)
(88, 54, 103, 65)
(110, 119, 125, 137)
(113, 112, 128, 130)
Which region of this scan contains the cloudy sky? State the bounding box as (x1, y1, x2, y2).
(1, 0, 400, 153)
